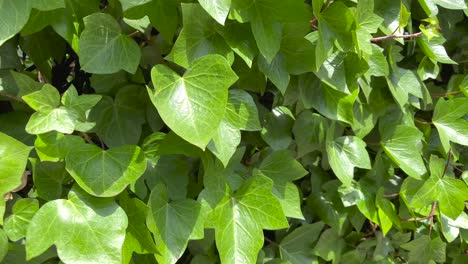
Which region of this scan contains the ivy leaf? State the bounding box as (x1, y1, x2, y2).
(79, 13, 141, 74)
(400, 235, 446, 264)
(261, 106, 295, 150)
(166, 4, 234, 68)
(206, 175, 288, 264)
(381, 125, 427, 179)
(147, 184, 204, 264)
(302, 78, 358, 125)
(0, 0, 31, 45)
(34, 132, 84, 162)
(224, 89, 261, 131)
(207, 120, 241, 166)
(65, 143, 147, 197)
(199, 0, 231, 25)
(0, 228, 6, 262)
(293, 111, 327, 157)
(22, 85, 101, 135)
(316, 2, 356, 66)
(89, 85, 146, 148)
(4, 199, 39, 241)
(25, 107, 79, 134)
(416, 36, 456, 65)
(208, 89, 260, 165)
(149, 54, 238, 149)
(230, 0, 310, 62)
(21, 84, 60, 111)
(30, 159, 68, 201)
(432, 98, 468, 152)
(254, 150, 308, 219)
(279, 222, 324, 264)
(326, 135, 371, 187)
(312, 228, 345, 263)
(119, 194, 157, 264)
(0, 132, 32, 224)
(410, 156, 468, 219)
(26, 186, 128, 264)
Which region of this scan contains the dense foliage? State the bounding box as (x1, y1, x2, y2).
(0, 0, 468, 263)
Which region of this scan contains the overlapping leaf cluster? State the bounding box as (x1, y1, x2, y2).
(0, 0, 468, 263)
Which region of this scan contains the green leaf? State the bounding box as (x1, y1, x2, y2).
(279, 222, 324, 264)
(30, 159, 68, 201)
(89, 85, 146, 148)
(292, 111, 327, 157)
(326, 135, 371, 186)
(381, 125, 427, 179)
(149, 54, 238, 149)
(433, 0, 467, 10)
(119, 194, 157, 264)
(432, 98, 468, 152)
(0, 228, 7, 262)
(312, 228, 345, 263)
(316, 2, 356, 66)
(302, 78, 358, 125)
(258, 53, 289, 94)
(206, 175, 288, 264)
(65, 143, 147, 197)
(261, 106, 295, 150)
(410, 156, 468, 219)
(25, 107, 79, 134)
(400, 235, 446, 264)
(166, 4, 234, 68)
(0, 0, 31, 45)
(124, 0, 178, 42)
(219, 22, 258, 67)
(230, 0, 310, 62)
(0, 132, 32, 224)
(31, 0, 65, 11)
(79, 13, 141, 74)
(255, 150, 308, 219)
(21, 84, 59, 111)
(4, 199, 39, 241)
(34, 132, 84, 162)
(26, 186, 128, 264)
(207, 120, 241, 166)
(416, 35, 456, 64)
(199, 0, 231, 25)
(224, 89, 261, 131)
(22, 85, 101, 135)
(147, 184, 203, 264)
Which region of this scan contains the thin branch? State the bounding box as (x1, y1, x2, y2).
(401, 201, 437, 224)
(264, 236, 278, 246)
(80, 132, 95, 145)
(0, 92, 26, 104)
(310, 0, 333, 29)
(415, 119, 432, 125)
(431, 90, 462, 98)
(370, 32, 423, 42)
(442, 149, 452, 178)
(429, 202, 437, 235)
(383, 193, 400, 198)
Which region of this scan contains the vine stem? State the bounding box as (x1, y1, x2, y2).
(80, 132, 95, 145)
(370, 32, 423, 42)
(383, 193, 399, 198)
(0, 92, 26, 104)
(431, 90, 462, 98)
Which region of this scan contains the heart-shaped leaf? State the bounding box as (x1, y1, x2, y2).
(26, 186, 128, 264)
(149, 54, 238, 149)
(65, 144, 147, 197)
(79, 13, 141, 74)
(0, 132, 33, 224)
